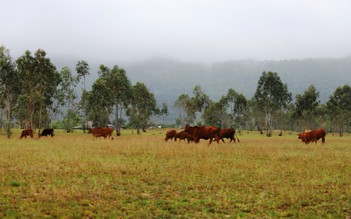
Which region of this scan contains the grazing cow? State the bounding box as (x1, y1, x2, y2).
(20, 129, 34, 139)
(184, 124, 219, 145)
(175, 131, 193, 143)
(89, 127, 114, 140)
(40, 128, 54, 137)
(218, 128, 240, 143)
(165, 129, 177, 141)
(298, 129, 326, 144)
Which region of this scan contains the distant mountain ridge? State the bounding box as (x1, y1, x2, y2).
(122, 57, 351, 106)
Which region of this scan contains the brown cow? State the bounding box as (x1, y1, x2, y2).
(298, 129, 326, 144)
(20, 129, 34, 139)
(175, 131, 193, 143)
(165, 129, 177, 141)
(184, 124, 219, 144)
(89, 127, 114, 140)
(218, 128, 240, 143)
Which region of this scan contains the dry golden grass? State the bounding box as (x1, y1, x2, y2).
(0, 129, 351, 218)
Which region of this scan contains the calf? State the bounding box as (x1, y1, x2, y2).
(175, 131, 193, 143)
(165, 129, 177, 141)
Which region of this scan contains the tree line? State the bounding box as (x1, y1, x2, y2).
(1, 45, 350, 138)
(175, 73, 351, 137)
(0, 46, 168, 138)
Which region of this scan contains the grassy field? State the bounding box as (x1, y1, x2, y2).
(0, 129, 351, 218)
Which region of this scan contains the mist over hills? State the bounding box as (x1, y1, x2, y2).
(122, 57, 351, 106)
(53, 57, 351, 122)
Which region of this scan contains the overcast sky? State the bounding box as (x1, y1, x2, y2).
(1, 0, 351, 63)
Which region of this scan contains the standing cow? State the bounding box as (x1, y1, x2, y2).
(217, 128, 240, 143)
(20, 129, 34, 139)
(89, 127, 114, 140)
(165, 129, 177, 141)
(298, 129, 326, 144)
(184, 125, 220, 145)
(40, 128, 54, 137)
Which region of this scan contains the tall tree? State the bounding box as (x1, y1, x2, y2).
(0, 46, 20, 138)
(34, 49, 60, 137)
(16, 50, 36, 129)
(58, 66, 79, 132)
(222, 88, 247, 128)
(254, 71, 291, 136)
(160, 102, 169, 124)
(76, 60, 90, 132)
(174, 94, 196, 125)
(202, 100, 227, 127)
(326, 85, 351, 136)
(127, 82, 157, 134)
(98, 65, 132, 136)
(294, 85, 320, 129)
(87, 78, 114, 127)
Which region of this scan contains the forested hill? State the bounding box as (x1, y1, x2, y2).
(122, 57, 351, 108)
(55, 57, 351, 111)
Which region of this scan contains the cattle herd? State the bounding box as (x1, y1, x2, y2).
(165, 125, 240, 144)
(166, 125, 327, 145)
(18, 126, 327, 144)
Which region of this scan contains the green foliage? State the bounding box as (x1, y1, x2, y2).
(0, 46, 20, 138)
(326, 84, 351, 134)
(63, 109, 81, 132)
(87, 79, 114, 127)
(98, 65, 132, 135)
(127, 82, 157, 133)
(294, 85, 320, 129)
(254, 71, 292, 132)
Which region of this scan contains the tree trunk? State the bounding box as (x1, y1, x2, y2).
(29, 73, 34, 129)
(38, 84, 44, 138)
(115, 100, 121, 136)
(6, 94, 12, 139)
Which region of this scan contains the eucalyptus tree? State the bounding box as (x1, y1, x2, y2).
(76, 60, 90, 132)
(326, 85, 351, 136)
(16, 50, 36, 128)
(294, 85, 320, 129)
(98, 65, 132, 136)
(58, 66, 79, 132)
(159, 102, 169, 124)
(174, 94, 193, 126)
(202, 100, 227, 127)
(0, 46, 20, 138)
(33, 49, 61, 137)
(87, 78, 114, 127)
(127, 82, 157, 134)
(174, 85, 210, 126)
(254, 71, 291, 136)
(223, 88, 248, 129)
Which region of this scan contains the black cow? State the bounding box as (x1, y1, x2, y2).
(40, 128, 55, 137)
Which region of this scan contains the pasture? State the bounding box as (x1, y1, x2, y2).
(0, 129, 350, 218)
